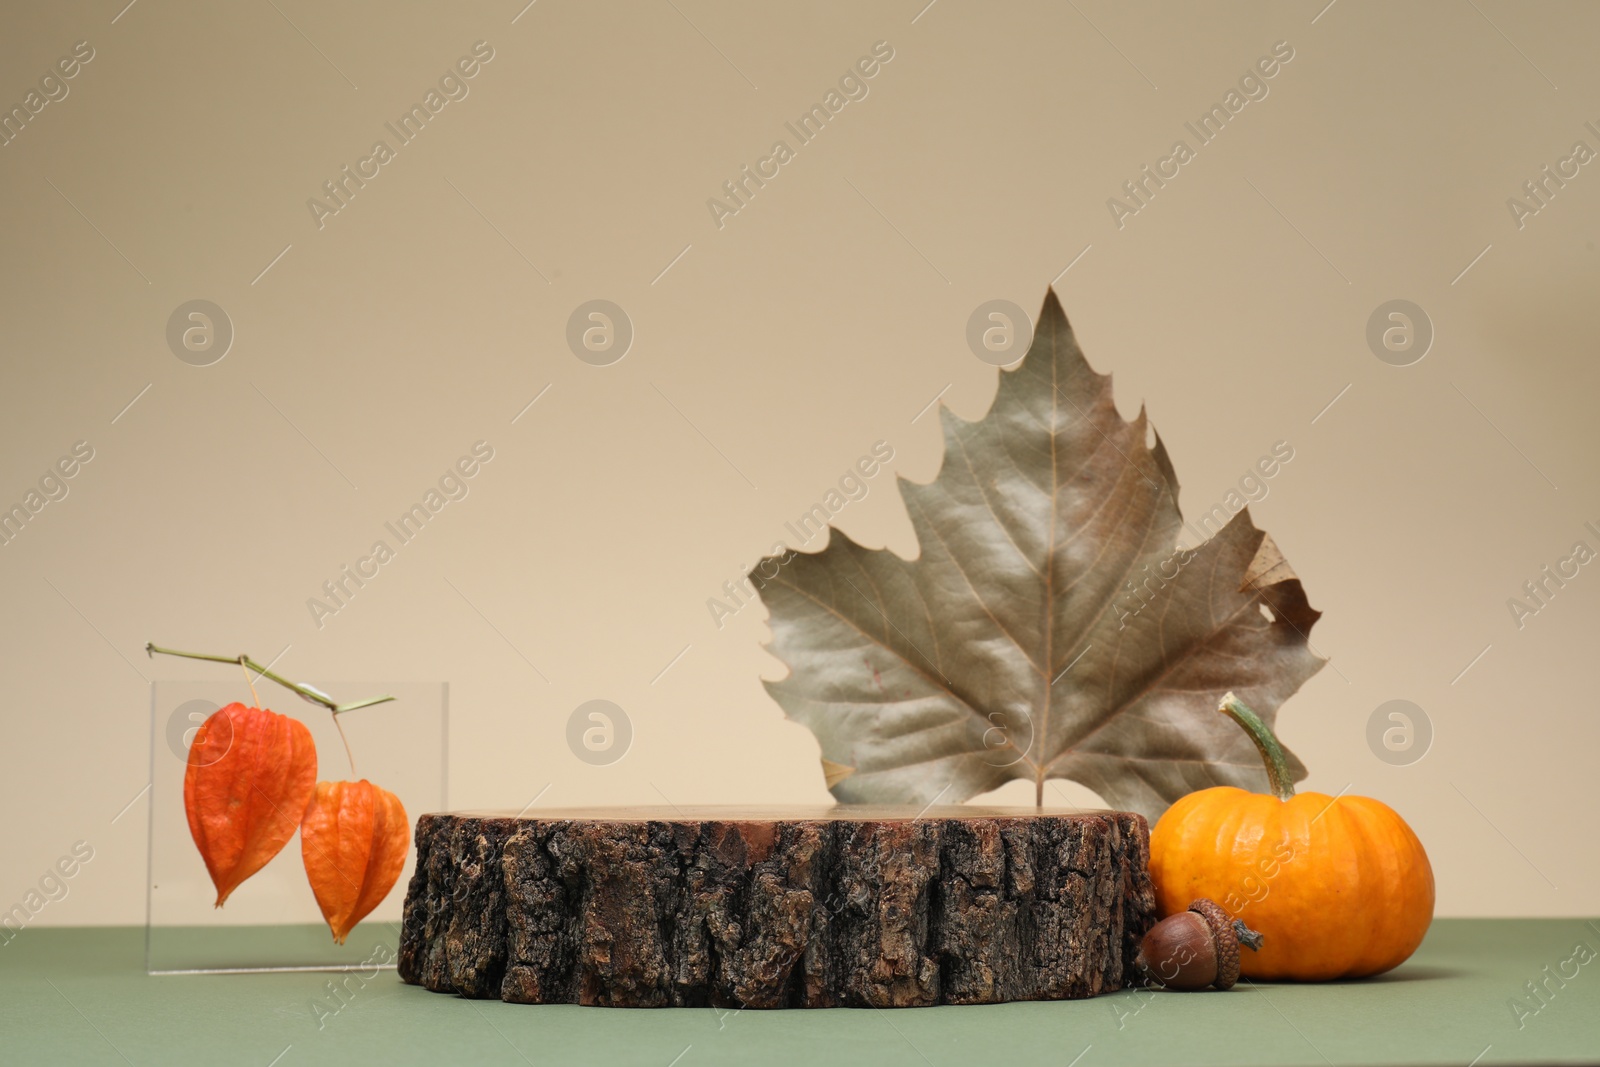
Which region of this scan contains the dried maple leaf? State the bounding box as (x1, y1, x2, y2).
(300, 780, 409, 944)
(754, 290, 1325, 822)
(184, 703, 318, 906)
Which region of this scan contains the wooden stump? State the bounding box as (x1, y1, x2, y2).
(398, 806, 1155, 1008)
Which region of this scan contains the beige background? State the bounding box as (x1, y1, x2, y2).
(1, 0, 1596, 924)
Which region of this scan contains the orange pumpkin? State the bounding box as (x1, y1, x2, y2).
(1148, 692, 1434, 980)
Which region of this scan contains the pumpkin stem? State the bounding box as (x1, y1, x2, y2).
(1218, 692, 1295, 801)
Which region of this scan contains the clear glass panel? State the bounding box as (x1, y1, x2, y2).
(145, 680, 447, 974)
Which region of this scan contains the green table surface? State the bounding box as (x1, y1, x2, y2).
(2, 919, 1597, 1066)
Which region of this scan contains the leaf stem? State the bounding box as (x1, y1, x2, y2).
(1217, 691, 1295, 801)
(145, 643, 395, 715)
(332, 713, 356, 778)
(237, 658, 260, 709)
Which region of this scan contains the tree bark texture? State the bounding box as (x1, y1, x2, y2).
(398, 806, 1155, 1007)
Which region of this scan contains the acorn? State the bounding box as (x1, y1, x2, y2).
(1135, 898, 1264, 991)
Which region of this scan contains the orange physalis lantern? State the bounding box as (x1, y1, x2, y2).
(183, 703, 318, 906)
(299, 780, 410, 944)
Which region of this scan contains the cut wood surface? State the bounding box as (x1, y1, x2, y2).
(399, 806, 1156, 1008)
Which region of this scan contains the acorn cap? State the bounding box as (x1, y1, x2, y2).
(1188, 899, 1245, 989)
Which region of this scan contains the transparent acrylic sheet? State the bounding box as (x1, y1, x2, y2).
(146, 680, 446, 974)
